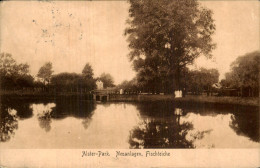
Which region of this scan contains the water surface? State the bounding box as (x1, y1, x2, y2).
(0, 97, 259, 148)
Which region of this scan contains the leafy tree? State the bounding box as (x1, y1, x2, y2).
(51, 72, 79, 92)
(82, 63, 94, 79)
(99, 73, 115, 88)
(0, 53, 33, 89)
(186, 68, 219, 95)
(223, 51, 259, 97)
(117, 78, 139, 93)
(14, 64, 30, 76)
(37, 62, 53, 85)
(51, 72, 95, 92)
(0, 53, 17, 76)
(0, 53, 30, 76)
(33, 80, 45, 89)
(125, 0, 216, 92)
(16, 75, 34, 89)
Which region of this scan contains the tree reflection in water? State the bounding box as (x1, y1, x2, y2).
(33, 98, 96, 131)
(229, 111, 259, 142)
(51, 99, 96, 129)
(51, 98, 96, 119)
(1, 97, 34, 119)
(1, 97, 259, 148)
(82, 117, 92, 129)
(35, 104, 54, 132)
(129, 108, 194, 148)
(38, 113, 52, 132)
(81, 103, 108, 129)
(0, 106, 18, 142)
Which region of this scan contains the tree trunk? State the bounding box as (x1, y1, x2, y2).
(175, 66, 181, 91)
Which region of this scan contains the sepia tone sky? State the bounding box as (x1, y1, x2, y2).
(0, 1, 259, 84)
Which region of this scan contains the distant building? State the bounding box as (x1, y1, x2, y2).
(96, 80, 103, 90)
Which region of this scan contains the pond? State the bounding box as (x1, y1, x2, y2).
(0, 97, 259, 148)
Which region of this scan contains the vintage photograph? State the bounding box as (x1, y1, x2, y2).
(0, 0, 259, 166)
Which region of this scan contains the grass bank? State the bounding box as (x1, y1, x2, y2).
(176, 95, 259, 107)
(109, 94, 259, 107)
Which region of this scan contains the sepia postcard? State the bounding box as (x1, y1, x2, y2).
(0, 0, 259, 167)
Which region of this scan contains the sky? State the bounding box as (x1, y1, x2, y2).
(0, 1, 259, 84)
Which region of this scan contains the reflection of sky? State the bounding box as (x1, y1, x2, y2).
(82, 103, 141, 148)
(31, 103, 56, 117)
(8, 108, 17, 116)
(181, 113, 259, 148)
(1, 103, 259, 149)
(0, 103, 142, 148)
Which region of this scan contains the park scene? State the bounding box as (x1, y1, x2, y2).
(0, 0, 259, 149)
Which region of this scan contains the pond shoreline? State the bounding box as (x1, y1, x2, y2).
(109, 94, 259, 107)
(1, 92, 259, 107)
